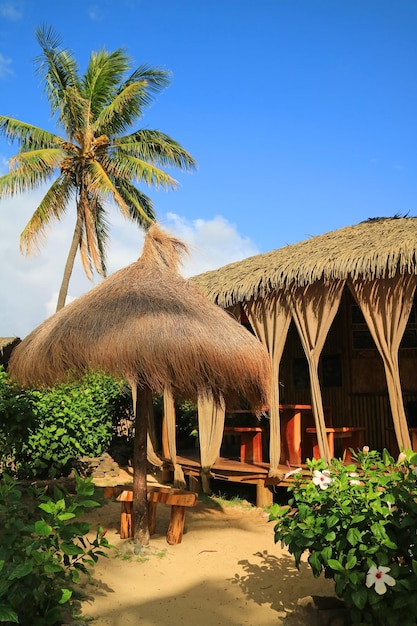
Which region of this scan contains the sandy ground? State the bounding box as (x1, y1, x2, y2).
(79, 472, 336, 626)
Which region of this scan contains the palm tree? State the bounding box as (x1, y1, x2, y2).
(0, 26, 196, 311)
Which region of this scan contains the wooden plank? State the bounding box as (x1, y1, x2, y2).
(113, 485, 197, 507)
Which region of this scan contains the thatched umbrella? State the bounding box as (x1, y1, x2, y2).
(9, 224, 271, 544)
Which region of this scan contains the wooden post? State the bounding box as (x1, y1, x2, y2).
(120, 501, 133, 539)
(188, 474, 202, 494)
(256, 482, 273, 508)
(166, 505, 187, 545)
(147, 501, 158, 536)
(132, 385, 153, 545)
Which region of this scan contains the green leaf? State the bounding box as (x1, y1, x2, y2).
(326, 514, 339, 529)
(308, 551, 322, 573)
(58, 588, 72, 604)
(347, 527, 362, 546)
(38, 501, 56, 514)
(77, 499, 100, 508)
(57, 512, 76, 521)
(44, 562, 64, 573)
(321, 546, 333, 561)
(327, 559, 344, 572)
(9, 561, 33, 579)
(351, 586, 368, 610)
(61, 543, 84, 556)
(35, 519, 53, 536)
(0, 605, 18, 622)
(345, 555, 357, 569)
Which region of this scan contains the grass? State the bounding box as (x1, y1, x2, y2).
(198, 489, 255, 510)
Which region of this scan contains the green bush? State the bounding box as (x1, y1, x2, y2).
(0, 472, 111, 625)
(0, 367, 33, 474)
(0, 368, 132, 479)
(269, 449, 417, 626)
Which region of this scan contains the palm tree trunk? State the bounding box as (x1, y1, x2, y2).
(56, 211, 83, 311)
(132, 384, 152, 545)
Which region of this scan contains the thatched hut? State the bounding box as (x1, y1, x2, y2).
(191, 217, 417, 471)
(0, 337, 21, 369)
(9, 224, 271, 544)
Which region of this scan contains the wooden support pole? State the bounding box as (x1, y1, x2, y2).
(132, 385, 153, 545)
(147, 501, 158, 536)
(120, 501, 133, 539)
(256, 482, 273, 508)
(167, 505, 187, 545)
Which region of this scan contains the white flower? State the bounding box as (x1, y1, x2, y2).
(284, 467, 302, 479)
(397, 452, 407, 463)
(349, 472, 360, 486)
(366, 565, 396, 595)
(362, 445, 369, 453)
(312, 469, 333, 490)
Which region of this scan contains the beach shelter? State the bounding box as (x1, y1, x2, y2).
(9, 224, 271, 544)
(192, 217, 417, 468)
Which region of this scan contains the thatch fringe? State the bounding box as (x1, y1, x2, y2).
(191, 217, 417, 307)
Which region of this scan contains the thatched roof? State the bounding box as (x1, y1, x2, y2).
(191, 217, 417, 307)
(9, 225, 270, 410)
(0, 337, 21, 367)
(0, 337, 20, 352)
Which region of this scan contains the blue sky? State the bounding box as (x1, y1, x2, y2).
(1, 0, 416, 337)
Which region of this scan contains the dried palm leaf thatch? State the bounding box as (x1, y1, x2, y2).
(9, 224, 271, 411)
(191, 216, 417, 307)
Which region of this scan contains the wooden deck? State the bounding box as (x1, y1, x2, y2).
(163, 449, 305, 507)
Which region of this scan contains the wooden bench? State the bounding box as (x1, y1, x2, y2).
(104, 485, 198, 544)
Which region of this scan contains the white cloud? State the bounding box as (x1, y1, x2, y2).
(0, 53, 13, 78)
(162, 213, 259, 277)
(87, 4, 103, 21)
(0, 2, 23, 20)
(0, 191, 258, 339)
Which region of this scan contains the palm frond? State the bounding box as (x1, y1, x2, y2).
(19, 176, 73, 254)
(125, 63, 171, 97)
(85, 160, 130, 217)
(116, 179, 156, 226)
(78, 197, 109, 279)
(116, 129, 196, 170)
(82, 195, 104, 276)
(10, 148, 65, 174)
(0, 116, 63, 150)
(83, 48, 131, 115)
(0, 168, 54, 197)
(93, 81, 148, 136)
(106, 152, 178, 190)
(79, 220, 94, 281)
(34, 24, 80, 129)
(93, 66, 171, 136)
(94, 200, 110, 275)
(61, 86, 91, 138)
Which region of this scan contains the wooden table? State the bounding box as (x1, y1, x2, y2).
(279, 404, 315, 465)
(305, 426, 366, 462)
(223, 426, 263, 463)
